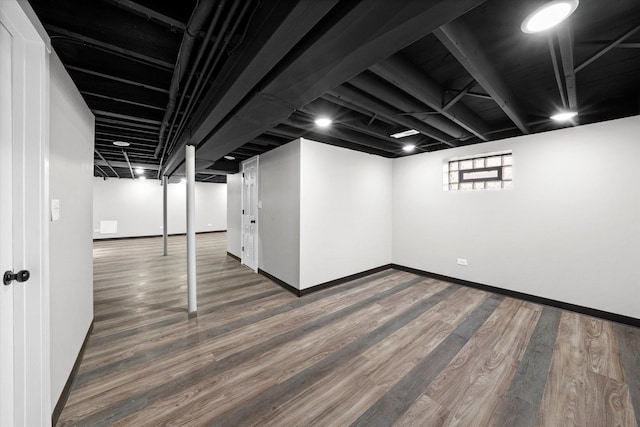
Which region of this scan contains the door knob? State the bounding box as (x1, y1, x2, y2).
(3, 270, 30, 286)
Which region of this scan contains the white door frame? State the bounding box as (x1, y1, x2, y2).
(0, 0, 51, 425)
(241, 156, 259, 272)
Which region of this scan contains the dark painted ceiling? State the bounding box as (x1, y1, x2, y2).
(28, 0, 640, 183)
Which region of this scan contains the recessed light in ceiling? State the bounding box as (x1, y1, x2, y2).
(181, 178, 187, 183)
(223, 155, 236, 160)
(314, 117, 332, 127)
(112, 140, 130, 147)
(391, 129, 419, 139)
(139, 176, 146, 180)
(135, 167, 144, 174)
(521, 0, 579, 33)
(550, 110, 578, 122)
(402, 144, 416, 153)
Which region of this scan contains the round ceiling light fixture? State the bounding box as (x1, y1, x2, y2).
(550, 110, 578, 122)
(223, 155, 236, 160)
(113, 140, 130, 147)
(521, 0, 579, 33)
(402, 144, 416, 153)
(314, 117, 333, 127)
(135, 167, 144, 175)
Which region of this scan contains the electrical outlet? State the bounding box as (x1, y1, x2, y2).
(457, 258, 468, 266)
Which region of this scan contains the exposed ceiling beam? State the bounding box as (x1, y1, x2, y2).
(96, 131, 158, 143)
(349, 72, 470, 140)
(330, 84, 456, 147)
(95, 149, 119, 178)
(96, 122, 159, 136)
(557, 25, 577, 111)
(66, 65, 169, 93)
(162, 0, 341, 173)
(284, 115, 400, 153)
(299, 99, 398, 142)
(122, 150, 135, 178)
(45, 24, 174, 70)
(443, 79, 475, 111)
(103, 0, 187, 31)
(81, 91, 164, 111)
(267, 126, 393, 158)
(575, 24, 640, 73)
(95, 117, 160, 131)
(93, 110, 162, 125)
(434, 21, 529, 134)
(320, 94, 397, 126)
(370, 54, 489, 140)
(579, 41, 640, 49)
(548, 36, 568, 109)
(165, 0, 485, 175)
(462, 91, 493, 100)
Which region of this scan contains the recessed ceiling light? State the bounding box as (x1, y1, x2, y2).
(550, 110, 578, 122)
(223, 155, 236, 160)
(181, 178, 187, 183)
(314, 117, 332, 127)
(135, 167, 144, 174)
(390, 129, 419, 139)
(113, 140, 130, 147)
(521, 0, 579, 33)
(402, 144, 416, 153)
(139, 176, 146, 180)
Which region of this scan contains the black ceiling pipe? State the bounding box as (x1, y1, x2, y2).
(165, 0, 250, 158)
(155, 0, 219, 159)
(349, 71, 470, 140)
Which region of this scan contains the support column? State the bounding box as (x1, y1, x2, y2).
(186, 145, 197, 314)
(162, 175, 168, 256)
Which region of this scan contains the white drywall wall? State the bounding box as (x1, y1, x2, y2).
(49, 52, 94, 407)
(258, 141, 301, 288)
(393, 116, 640, 319)
(299, 139, 392, 289)
(226, 173, 242, 257)
(93, 178, 227, 239)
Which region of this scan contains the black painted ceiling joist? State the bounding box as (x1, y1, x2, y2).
(370, 54, 490, 141)
(164, 0, 485, 176)
(434, 20, 530, 134)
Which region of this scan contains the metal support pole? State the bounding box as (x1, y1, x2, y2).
(186, 145, 197, 314)
(162, 175, 168, 256)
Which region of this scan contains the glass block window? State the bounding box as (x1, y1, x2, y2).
(445, 152, 513, 191)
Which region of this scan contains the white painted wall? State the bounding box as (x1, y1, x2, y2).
(93, 178, 227, 239)
(258, 141, 301, 288)
(226, 173, 242, 257)
(299, 139, 392, 289)
(49, 52, 94, 408)
(393, 116, 640, 319)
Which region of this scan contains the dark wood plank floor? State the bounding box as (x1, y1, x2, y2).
(57, 233, 640, 426)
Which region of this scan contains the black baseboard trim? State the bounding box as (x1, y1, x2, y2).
(258, 269, 300, 296)
(391, 264, 640, 329)
(258, 265, 394, 297)
(93, 230, 226, 242)
(52, 320, 94, 426)
(226, 251, 241, 262)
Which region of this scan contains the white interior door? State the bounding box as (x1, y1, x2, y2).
(0, 17, 16, 427)
(241, 157, 259, 271)
(0, 1, 51, 425)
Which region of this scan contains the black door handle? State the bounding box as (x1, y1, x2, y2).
(250, 220, 256, 223)
(3, 270, 30, 286)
